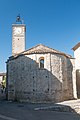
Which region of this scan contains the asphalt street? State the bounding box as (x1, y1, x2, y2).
(0, 100, 80, 120)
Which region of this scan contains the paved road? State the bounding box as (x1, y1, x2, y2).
(0, 100, 80, 120)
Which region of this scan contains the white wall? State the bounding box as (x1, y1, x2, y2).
(74, 47, 80, 70)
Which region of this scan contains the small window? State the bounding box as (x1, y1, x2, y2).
(39, 57, 44, 68)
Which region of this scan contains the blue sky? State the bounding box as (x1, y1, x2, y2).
(0, 0, 80, 72)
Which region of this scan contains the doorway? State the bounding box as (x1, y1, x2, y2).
(76, 69, 80, 98)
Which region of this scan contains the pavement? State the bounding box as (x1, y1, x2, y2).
(0, 99, 80, 114)
(34, 99, 80, 114)
(0, 87, 80, 114)
(0, 100, 80, 120)
(1, 98, 80, 114)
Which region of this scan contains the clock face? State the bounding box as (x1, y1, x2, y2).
(15, 27, 22, 34)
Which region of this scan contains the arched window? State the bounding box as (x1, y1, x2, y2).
(39, 57, 44, 68)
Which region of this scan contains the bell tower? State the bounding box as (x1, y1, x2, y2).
(12, 15, 26, 55)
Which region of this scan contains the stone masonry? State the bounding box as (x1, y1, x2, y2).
(6, 44, 77, 102)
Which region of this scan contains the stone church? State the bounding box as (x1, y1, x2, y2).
(6, 16, 80, 102)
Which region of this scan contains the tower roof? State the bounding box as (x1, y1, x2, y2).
(72, 42, 80, 51)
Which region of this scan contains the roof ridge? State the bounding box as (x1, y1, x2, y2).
(72, 42, 80, 51)
(12, 44, 72, 58)
(23, 44, 61, 53)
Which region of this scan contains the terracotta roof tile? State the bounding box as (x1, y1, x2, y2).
(20, 44, 72, 58)
(10, 44, 72, 60)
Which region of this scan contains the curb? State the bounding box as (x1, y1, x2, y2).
(34, 105, 75, 112)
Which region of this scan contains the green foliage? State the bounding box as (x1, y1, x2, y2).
(2, 76, 6, 89)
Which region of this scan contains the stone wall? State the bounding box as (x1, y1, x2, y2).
(6, 53, 76, 102)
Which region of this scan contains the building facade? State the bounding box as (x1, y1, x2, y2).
(6, 16, 78, 102)
(6, 44, 77, 102)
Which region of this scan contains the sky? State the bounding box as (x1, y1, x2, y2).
(0, 0, 80, 72)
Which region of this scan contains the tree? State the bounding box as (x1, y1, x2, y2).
(2, 76, 6, 89)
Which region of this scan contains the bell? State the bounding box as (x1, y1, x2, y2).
(16, 14, 21, 22)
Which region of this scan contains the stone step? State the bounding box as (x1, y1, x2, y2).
(34, 105, 75, 112)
